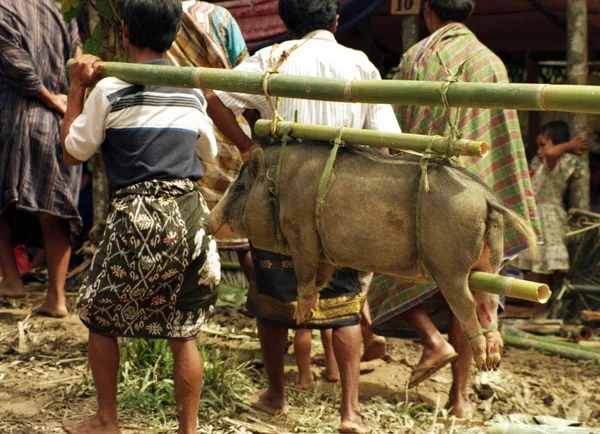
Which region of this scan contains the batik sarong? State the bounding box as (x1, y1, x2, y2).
(247, 248, 366, 330)
(77, 179, 221, 340)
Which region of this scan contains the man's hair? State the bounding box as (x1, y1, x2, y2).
(278, 0, 340, 37)
(427, 0, 475, 23)
(122, 0, 182, 52)
(541, 120, 570, 145)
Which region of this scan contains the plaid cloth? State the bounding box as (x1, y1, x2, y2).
(167, 1, 250, 212)
(369, 23, 541, 328)
(0, 0, 82, 238)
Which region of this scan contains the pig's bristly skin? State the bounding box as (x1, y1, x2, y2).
(209, 142, 535, 370)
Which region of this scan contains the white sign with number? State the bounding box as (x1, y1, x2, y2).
(391, 0, 422, 15)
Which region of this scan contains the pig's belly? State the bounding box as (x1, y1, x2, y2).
(318, 182, 420, 278)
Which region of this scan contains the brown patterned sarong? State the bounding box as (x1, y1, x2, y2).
(77, 179, 221, 340)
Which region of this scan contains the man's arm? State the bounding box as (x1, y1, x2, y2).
(205, 89, 257, 160)
(61, 54, 107, 166)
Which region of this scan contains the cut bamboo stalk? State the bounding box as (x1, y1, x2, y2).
(69, 60, 600, 114)
(249, 240, 551, 303)
(469, 272, 551, 303)
(502, 332, 600, 361)
(502, 325, 600, 359)
(569, 283, 600, 293)
(254, 120, 488, 157)
(580, 310, 600, 323)
(561, 325, 594, 341)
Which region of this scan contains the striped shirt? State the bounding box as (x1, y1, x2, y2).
(216, 30, 400, 133)
(66, 60, 217, 190)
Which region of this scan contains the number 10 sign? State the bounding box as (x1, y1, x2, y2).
(391, 0, 422, 15)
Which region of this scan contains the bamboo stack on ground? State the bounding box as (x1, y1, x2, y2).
(254, 120, 488, 156)
(501, 325, 600, 361)
(68, 60, 600, 114)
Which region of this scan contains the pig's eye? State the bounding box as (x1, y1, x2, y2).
(234, 182, 245, 193)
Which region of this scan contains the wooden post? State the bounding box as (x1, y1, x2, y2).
(526, 51, 541, 161)
(567, 0, 590, 209)
(402, 15, 420, 54)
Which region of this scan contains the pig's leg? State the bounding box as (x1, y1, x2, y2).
(434, 273, 487, 370)
(472, 245, 503, 370)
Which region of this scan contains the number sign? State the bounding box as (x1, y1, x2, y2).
(391, 0, 422, 15)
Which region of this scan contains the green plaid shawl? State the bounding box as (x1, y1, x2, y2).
(369, 23, 541, 328)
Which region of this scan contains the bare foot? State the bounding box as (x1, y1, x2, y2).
(0, 280, 26, 298)
(63, 415, 119, 434)
(409, 341, 457, 388)
(33, 302, 68, 318)
(448, 395, 475, 419)
(249, 390, 288, 415)
(361, 334, 386, 362)
(296, 373, 313, 390)
(320, 368, 340, 383)
(339, 418, 371, 434)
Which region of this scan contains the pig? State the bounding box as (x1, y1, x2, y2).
(207, 141, 537, 370)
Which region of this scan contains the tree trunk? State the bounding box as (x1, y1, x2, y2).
(567, 0, 590, 209)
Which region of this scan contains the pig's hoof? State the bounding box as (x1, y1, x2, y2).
(485, 330, 503, 370)
(469, 334, 487, 370)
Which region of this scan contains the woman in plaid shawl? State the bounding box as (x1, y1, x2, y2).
(368, 0, 541, 418)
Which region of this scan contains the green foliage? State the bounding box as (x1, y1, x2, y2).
(83, 24, 105, 57)
(117, 339, 256, 420)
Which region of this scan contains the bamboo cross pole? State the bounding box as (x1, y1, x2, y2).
(70, 60, 600, 114)
(254, 120, 489, 157)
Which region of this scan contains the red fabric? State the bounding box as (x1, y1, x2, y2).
(0, 245, 33, 277)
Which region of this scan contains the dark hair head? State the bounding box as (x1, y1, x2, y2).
(122, 0, 182, 52)
(278, 0, 340, 37)
(541, 120, 570, 145)
(427, 0, 475, 23)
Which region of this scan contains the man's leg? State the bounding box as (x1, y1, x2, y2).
(447, 313, 474, 418)
(320, 329, 339, 382)
(0, 215, 26, 297)
(235, 249, 253, 283)
(63, 331, 119, 433)
(169, 339, 203, 434)
(34, 215, 70, 317)
(403, 304, 458, 387)
(294, 329, 314, 389)
(360, 300, 387, 362)
(251, 320, 289, 414)
(333, 324, 370, 434)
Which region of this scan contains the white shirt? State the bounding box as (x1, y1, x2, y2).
(216, 30, 401, 133)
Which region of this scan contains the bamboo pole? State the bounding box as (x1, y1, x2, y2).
(254, 120, 489, 157)
(469, 272, 551, 303)
(69, 60, 600, 115)
(250, 240, 550, 303)
(560, 325, 594, 341)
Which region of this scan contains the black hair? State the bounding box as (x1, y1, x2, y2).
(278, 0, 340, 38)
(122, 0, 182, 52)
(427, 0, 475, 23)
(541, 120, 570, 145)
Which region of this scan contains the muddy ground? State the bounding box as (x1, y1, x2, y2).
(1, 282, 599, 434)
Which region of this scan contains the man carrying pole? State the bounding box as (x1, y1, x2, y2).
(368, 0, 541, 418)
(205, 0, 399, 431)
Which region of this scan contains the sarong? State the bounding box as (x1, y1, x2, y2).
(246, 248, 366, 329)
(77, 179, 221, 340)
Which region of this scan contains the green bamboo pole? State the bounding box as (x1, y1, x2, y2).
(469, 272, 551, 303)
(250, 240, 551, 303)
(254, 120, 488, 157)
(69, 60, 600, 114)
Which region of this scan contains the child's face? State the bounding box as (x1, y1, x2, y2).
(537, 132, 553, 157)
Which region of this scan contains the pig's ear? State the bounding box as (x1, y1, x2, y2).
(248, 148, 266, 180)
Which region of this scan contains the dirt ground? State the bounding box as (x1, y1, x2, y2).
(1, 284, 600, 434)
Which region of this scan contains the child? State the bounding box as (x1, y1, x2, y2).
(514, 121, 588, 286)
(60, 1, 220, 432)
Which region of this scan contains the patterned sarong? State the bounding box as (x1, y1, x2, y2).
(369, 23, 541, 329)
(247, 248, 367, 330)
(77, 179, 221, 340)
